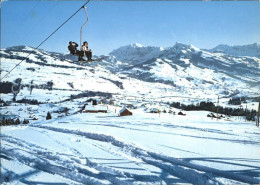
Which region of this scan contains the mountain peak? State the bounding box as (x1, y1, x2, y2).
(208, 43, 260, 57)
(5, 45, 34, 51)
(166, 42, 200, 54)
(130, 43, 144, 48)
(109, 43, 161, 63)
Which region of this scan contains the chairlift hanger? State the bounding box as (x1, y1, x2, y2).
(80, 6, 88, 47)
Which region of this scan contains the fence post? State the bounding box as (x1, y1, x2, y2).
(257, 97, 260, 127)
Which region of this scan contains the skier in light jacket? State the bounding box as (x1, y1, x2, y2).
(81, 41, 92, 61)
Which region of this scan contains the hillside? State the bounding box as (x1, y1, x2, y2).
(1, 44, 259, 105)
(206, 43, 260, 58)
(1, 43, 260, 184)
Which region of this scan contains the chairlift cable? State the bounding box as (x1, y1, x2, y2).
(0, 0, 90, 81)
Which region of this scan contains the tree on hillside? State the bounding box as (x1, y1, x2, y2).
(15, 118, 21, 125)
(23, 119, 29, 124)
(228, 97, 242, 105)
(12, 78, 22, 102)
(0, 81, 13, 94)
(46, 112, 52, 120)
(46, 81, 54, 90)
(30, 80, 34, 95)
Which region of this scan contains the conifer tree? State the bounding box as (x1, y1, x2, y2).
(46, 112, 52, 120)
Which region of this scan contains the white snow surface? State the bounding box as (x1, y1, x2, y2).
(1, 111, 260, 184)
(1, 44, 260, 184)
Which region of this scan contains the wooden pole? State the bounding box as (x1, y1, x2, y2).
(159, 104, 161, 118)
(257, 96, 260, 127)
(217, 96, 219, 121)
(245, 105, 247, 122)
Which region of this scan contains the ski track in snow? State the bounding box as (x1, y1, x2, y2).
(1, 122, 259, 184)
(72, 121, 260, 146)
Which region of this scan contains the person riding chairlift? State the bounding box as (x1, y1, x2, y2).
(68, 41, 85, 61)
(81, 41, 92, 61)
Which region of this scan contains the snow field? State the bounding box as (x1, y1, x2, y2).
(1, 110, 260, 184)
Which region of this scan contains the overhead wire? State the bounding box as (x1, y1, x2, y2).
(8, 1, 40, 41)
(22, 1, 59, 44)
(0, 0, 90, 81)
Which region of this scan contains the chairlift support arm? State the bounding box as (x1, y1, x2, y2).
(80, 6, 88, 47)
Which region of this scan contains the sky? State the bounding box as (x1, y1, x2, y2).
(1, 1, 260, 55)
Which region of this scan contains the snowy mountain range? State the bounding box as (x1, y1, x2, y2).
(1, 42, 259, 104)
(108, 43, 260, 90)
(206, 43, 260, 58)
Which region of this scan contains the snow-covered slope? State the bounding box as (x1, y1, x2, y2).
(2, 111, 260, 184)
(1, 43, 259, 103)
(108, 43, 260, 97)
(109, 43, 163, 65)
(206, 43, 260, 58)
(1, 43, 260, 184)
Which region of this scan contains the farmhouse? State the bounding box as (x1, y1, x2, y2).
(83, 104, 107, 113)
(150, 108, 160, 113)
(178, 111, 186, 116)
(207, 113, 223, 119)
(119, 106, 132, 116)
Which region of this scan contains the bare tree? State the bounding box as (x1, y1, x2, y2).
(46, 81, 54, 90)
(12, 78, 22, 102)
(30, 80, 34, 95)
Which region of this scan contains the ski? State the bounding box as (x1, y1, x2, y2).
(79, 57, 104, 63)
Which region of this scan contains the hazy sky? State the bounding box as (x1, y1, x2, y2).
(1, 1, 260, 55)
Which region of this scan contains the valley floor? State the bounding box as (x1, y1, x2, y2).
(1, 110, 260, 184)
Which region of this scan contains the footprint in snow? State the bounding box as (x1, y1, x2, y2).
(71, 138, 81, 142)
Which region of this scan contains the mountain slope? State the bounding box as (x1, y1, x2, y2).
(108, 43, 260, 92)
(1, 44, 260, 185)
(1, 43, 259, 105)
(206, 43, 260, 58)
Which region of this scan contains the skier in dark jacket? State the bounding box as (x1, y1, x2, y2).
(68, 41, 85, 61)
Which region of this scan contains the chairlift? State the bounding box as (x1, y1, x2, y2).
(68, 6, 103, 62)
